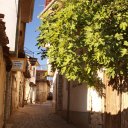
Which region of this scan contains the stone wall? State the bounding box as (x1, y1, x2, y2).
(11, 71, 24, 112)
(0, 46, 6, 128)
(36, 81, 49, 103)
(4, 72, 12, 122)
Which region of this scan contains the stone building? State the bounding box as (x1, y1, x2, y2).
(24, 58, 39, 104)
(0, 0, 35, 128)
(36, 70, 50, 103)
(0, 14, 10, 128)
(51, 70, 104, 128)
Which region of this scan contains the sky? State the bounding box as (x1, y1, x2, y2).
(24, 0, 47, 69)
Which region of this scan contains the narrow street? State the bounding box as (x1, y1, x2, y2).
(1, 1, 128, 128)
(6, 101, 76, 128)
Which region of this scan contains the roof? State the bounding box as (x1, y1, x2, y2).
(35, 61, 40, 66)
(45, 0, 52, 7)
(0, 14, 9, 46)
(29, 57, 40, 66)
(38, 0, 56, 18)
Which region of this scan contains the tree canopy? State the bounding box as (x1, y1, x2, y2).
(37, 0, 128, 92)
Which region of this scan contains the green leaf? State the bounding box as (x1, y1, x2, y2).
(121, 48, 127, 56)
(37, 0, 128, 90)
(114, 33, 123, 41)
(124, 41, 128, 46)
(120, 22, 128, 30)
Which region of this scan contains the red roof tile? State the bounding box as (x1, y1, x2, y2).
(45, 0, 52, 7)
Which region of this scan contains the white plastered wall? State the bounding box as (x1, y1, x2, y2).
(0, 0, 19, 51)
(70, 82, 88, 112)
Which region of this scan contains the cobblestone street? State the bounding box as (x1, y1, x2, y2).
(6, 101, 76, 128)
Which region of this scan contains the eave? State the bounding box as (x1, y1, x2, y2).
(38, 0, 56, 19)
(21, 0, 35, 22)
(18, 0, 35, 55)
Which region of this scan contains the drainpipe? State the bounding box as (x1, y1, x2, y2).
(67, 81, 70, 123)
(55, 73, 58, 112)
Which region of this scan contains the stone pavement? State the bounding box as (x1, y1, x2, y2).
(6, 101, 76, 128)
